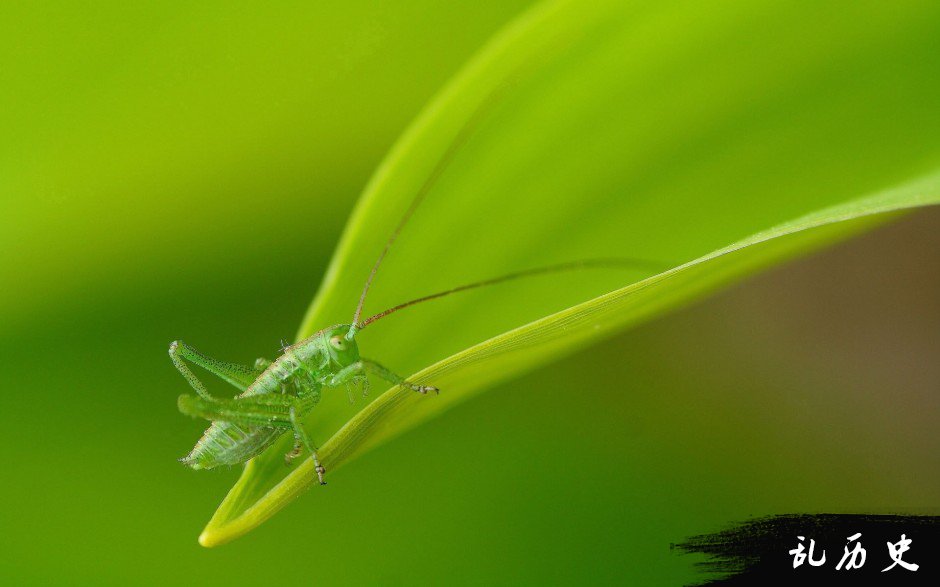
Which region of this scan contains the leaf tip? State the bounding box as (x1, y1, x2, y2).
(198, 528, 222, 548)
(198, 520, 239, 548)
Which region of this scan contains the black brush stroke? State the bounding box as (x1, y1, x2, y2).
(672, 514, 940, 585)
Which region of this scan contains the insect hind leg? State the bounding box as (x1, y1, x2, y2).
(169, 340, 265, 398)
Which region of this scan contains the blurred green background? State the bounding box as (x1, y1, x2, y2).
(1, 1, 937, 584)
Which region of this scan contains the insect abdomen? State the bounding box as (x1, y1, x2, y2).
(181, 350, 320, 469)
(181, 421, 281, 469)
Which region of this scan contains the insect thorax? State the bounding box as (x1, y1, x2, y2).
(291, 324, 361, 376)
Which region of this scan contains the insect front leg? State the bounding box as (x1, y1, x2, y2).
(169, 340, 264, 397)
(326, 362, 369, 402)
(360, 358, 438, 395)
(289, 405, 326, 485)
(359, 374, 371, 398)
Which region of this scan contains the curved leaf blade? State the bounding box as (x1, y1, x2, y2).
(199, 0, 940, 545)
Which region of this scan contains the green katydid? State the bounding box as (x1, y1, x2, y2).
(170, 254, 661, 484)
(170, 75, 666, 485)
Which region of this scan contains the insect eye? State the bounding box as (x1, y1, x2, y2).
(330, 336, 345, 350)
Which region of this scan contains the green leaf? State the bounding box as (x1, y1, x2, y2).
(199, 0, 940, 545)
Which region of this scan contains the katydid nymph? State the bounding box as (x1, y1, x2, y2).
(170, 251, 660, 484)
(170, 79, 665, 485)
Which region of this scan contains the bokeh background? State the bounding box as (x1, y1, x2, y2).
(1, 2, 937, 584)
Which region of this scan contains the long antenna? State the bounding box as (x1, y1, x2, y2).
(350, 80, 515, 333)
(356, 257, 669, 330)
